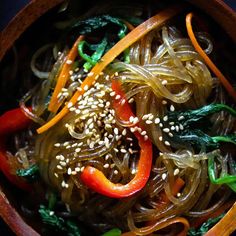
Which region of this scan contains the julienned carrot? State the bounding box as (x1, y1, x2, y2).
(186, 13, 236, 102)
(37, 5, 183, 134)
(48, 35, 84, 113)
(204, 202, 236, 236)
(191, 201, 234, 228)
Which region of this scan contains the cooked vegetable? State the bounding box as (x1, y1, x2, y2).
(16, 164, 39, 182)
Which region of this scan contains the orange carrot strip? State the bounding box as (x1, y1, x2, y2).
(186, 13, 236, 102)
(37, 5, 183, 134)
(204, 202, 236, 236)
(191, 201, 234, 228)
(48, 35, 84, 113)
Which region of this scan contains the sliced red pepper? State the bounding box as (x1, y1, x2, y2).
(80, 80, 153, 198)
(0, 108, 32, 191)
(0, 107, 32, 135)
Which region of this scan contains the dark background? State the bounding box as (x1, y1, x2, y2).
(0, 0, 236, 235)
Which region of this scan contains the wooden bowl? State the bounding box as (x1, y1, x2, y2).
(0, 0, 235, 235)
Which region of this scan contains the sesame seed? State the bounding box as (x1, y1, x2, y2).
(163, 115, 168, 121)
(168, 132, 174, 137)
(159, 123, 163, 127)
(84, 85, 89, 91)
(103, 163, 110, 168)
(80, 166, 85, 172)
(178, 116, 185, 121)
(133, 117, 139, 124)
(130, 127, 135, 133)
(164, 141, 171, 146)
(131, 169, 136, 175)
(159, 136, 163, 141)
(179, 124, 184, 130)
(66, 60, 72, 64)
(54, 143, 61, 147)
(128, 98, 134, 103)
(71, 171, 77, 175)
(114, 72, 119, 76)
(88, 72, 94, 77)
(105, 154, 110, 160)
(114, 148, 119, 153)
(161, 80, 168, 85)
(54, 173, 59, 178)
(142, 114, 149, 120)
(170, 126, 175, 131)
(114, 128, 119, 135)
(67, 168, 72, 175)
(121, 148, 127, 153)
(175, 126, 179, 132)
(57, 165, 63, 170)
(75, 167, 81, 172)
(129, 116, 134, 123)
(115, 94, 121, 100)
(162, 100, 167, 105)
(120, 99, 126, 105)
(110, 163, 116, 168)
(75, 148, 81, 153)
(63, 142, 69, 146)
(144, 135, 148, 141)
(154, 118, 160, 124)
(170, 105, 175, 111)
(163, 128, 170, 133)
(122, 129, 127, 136)
(141, 130, 147, 136)
(114, 170, 118, 175)
(162, 173, 167, 180)
(60, 161, 67, 166)
(174, 168, 180, 176)
(146, 120, 153, 124)
(110, 91, 116, 97)
(169, 122, 175, 125)
(177, 193, 181, 197)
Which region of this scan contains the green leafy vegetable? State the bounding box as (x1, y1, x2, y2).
(72, 15, 127, 39)
(166, 103, 236, 151)
(101, 228, 122, 236)
(39, 205, 81, 236)
(187, 213, 225, 236)
(16, 164, 39, 182)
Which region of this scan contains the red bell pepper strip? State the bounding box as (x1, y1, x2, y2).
(0, 108, 32, 135)
(0, 108, 32, 191)
(80, 80, 153, 198)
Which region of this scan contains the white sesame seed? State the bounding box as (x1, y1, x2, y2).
(133, 117, 139, 124)
(164, 141, 171, 146)
(159, 136, 163, 141)
(114, 72, 119, 76)
(128, 98, 134, 103)
(66, 60, 72, 64)
(146, 120, 153, 124)
(161, 80, 168, 85)
(114, 170, 118, 175)
(129, 116, 134, 123)
(110, 91, 116, 97)
(67, 168, 72, 175)
(105, 154, 110, 160)
(122, 129, 127, 136)
(177, 193, 181, 197)
(141, 130, 147, 136)
(142, 114, 149, 120)
(130, 127, 135, 133)
(162, 100, 167, 105)
(178, 116, 185, 121)
(170, 105, 175, 111)
(121, 148, 127, 153)
(168, 132, 174, 137)
(179, 124, 184, 130)
(114, 128, 119, 135)
(77, 87, 83, 91)
(71, 171, 77, 175)
(54, 173, 59, 178)
(144, 135, 148, 141)
(163, 128, 170, 133)
(57, 165, 63, 170)
(114, 148, 119, 153)
(115, 94, 121, 100)
(159, 123, 163, 127)
(131, 169, 136, 175)
(103, 163, 110, 168)
(163, 115, 168, 121)
(75, 148, 81, 153)
(169, 122, 175, 125)
(54, 143, 61, 147)
(84, 85, 89, 91)
(60, 161, 67, 166)
(175, 125, 180, 132)
(88, 72, 94, 77)
(63, 141, 69, 146)
(75, 167, 81, 172)
(154, 118, 160, 124)
(162, 173, 167, 180)
(80, 166, 85, 172)
(174, 168, 180, 176)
